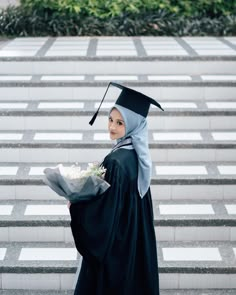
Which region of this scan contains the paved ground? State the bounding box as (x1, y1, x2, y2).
(0, 36, 236, 57)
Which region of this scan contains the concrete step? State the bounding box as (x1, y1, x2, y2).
(0, 130, 235, 162)
(0, 81, 235, 101)
(0, 241, 235, 289)
(0, 161, 235, 182)
(0, 37, 236, 75)
(161, 292, 236, 295)
(0, 200, 235, 242)
(0, 291, 232, 295)
(0, 291, 73, 295)
(1, 115, 236, 131)
(1, 74, 236, 82)
(1, 99, 236, 112)
(2, 59, 236, 75)
(1, 100, 236, 130)
(1, 182, 235, 201)
(0, 290, 235, 295)
(0, 161, 235, 201)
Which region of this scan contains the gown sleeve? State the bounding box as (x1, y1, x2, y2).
(69, 157, 128, 264)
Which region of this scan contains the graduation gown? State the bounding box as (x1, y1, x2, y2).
(69, 147, 159, 295)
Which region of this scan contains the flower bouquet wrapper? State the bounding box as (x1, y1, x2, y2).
(43, 165, 110, 203)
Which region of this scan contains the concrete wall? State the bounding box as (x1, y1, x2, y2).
(0, 0, 20, 9)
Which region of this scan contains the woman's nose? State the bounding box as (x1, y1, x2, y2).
(109, 122, 116, 130)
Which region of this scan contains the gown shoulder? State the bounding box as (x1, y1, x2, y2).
(102, 148, 138, 181)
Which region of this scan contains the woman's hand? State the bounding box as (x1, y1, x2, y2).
(67, 201, 71, 209)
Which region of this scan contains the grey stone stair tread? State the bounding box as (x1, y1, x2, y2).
(0, 241, 78, 272)
(0, 161, 235, 185)
(1, 56, 236, 62)
(161, 291, 236, 295)
(2, 98, 236, 105)
(0, 37, 235, 62)
(3, 142, 236, 149)
(0, 199, 235, 226)
(0, 292, 73, 295)
(0, 129, 235, 147)
(1, 74, 236, 84)
(0, 241, 236, 273)
(0, 81, 235, 87)
(2, 109, 236, 116)
(0, 290, 235, 295)
(154, 199, 236, 225)
(1, 99, 236, 116)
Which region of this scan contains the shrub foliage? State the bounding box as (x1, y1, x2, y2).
(0, 0, 235, 36)
(20, 0, 236, 18)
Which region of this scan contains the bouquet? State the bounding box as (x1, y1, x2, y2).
(43, 162, 110, 203)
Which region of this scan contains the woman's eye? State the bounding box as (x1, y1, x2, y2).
(117, 121, 123, 126)
(109, 118, 112, 122)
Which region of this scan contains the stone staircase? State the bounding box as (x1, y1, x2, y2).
(0, 36, 236, 294)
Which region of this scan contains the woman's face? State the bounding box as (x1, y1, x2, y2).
(108, 108, 126, 140)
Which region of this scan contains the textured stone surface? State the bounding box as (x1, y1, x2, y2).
(0, 80, 236, 87)
(0, 161, 236, 186)
(0, 199, 236, 227)
(0, 290, 236, 295)
(0, 241, 236, 274)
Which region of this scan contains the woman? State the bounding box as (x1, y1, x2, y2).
(69, 82, 164, 295)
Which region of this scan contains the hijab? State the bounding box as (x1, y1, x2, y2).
(109, 104, 151, 198)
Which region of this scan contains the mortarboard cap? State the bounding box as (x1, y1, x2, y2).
(89, 82, 164, 126)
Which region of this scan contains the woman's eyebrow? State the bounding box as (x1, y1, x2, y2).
(109, 115, 124, 122)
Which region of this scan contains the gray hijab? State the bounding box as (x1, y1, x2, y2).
(109, 104, 151, 198)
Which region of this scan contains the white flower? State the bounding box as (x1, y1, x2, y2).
(56, 162, 106, 180)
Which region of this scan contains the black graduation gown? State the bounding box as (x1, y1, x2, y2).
(69, 148, 159, 295)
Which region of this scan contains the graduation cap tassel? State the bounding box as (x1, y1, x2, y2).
(89, 110, 99, 126)
(89, 82, 111, 126)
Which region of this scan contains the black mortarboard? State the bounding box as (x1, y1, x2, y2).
(89, 82, 164, 126)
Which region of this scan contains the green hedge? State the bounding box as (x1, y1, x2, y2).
(0, 5, 235, 37)
(20, 0, 236, 18)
